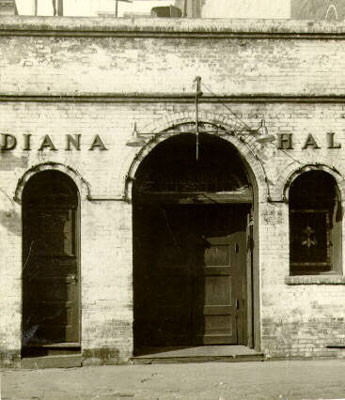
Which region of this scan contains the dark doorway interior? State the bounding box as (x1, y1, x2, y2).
(22, 170, 80, 356)
(134, 203, 250, 348)
(133, 132, 254, 353)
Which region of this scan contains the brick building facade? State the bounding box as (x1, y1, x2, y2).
(0, 17, 345, 367)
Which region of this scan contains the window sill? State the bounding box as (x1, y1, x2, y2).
(285, 275, 345, 285)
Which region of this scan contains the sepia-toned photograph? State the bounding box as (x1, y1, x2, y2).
(0, 1, 345, 399)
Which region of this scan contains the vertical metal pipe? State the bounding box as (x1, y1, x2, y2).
(34, 0, 38, 16)
(195, 76, 201, 161)
(115, 0, 118, 17)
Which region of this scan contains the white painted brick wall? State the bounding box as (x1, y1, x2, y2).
(1, 19, 345, 365)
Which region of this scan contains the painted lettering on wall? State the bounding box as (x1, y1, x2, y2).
(277, 132, 342, 150)
(0, 134, 108, 151)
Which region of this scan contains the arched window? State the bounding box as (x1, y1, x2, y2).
(289, 170, 342, 276)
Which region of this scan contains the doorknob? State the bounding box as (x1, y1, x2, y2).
(68, 274, 78, 284)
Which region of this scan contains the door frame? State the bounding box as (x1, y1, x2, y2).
(133, 193, 255, 349)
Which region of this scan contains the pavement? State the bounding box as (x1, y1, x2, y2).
(1, 359, 345, 400)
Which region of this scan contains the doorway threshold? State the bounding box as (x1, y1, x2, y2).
(21, 354, 82, 369)
(21, 343, 82, 368)
(131, 346, 265, 364)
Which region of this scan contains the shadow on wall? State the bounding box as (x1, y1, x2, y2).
(0, 153, 27, 236)
(0, 208, 21, 236)
(0, 151, 28, 171)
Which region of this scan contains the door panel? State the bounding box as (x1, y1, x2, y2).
(204, 245, 230, 266)
(203, 276, 231, 305)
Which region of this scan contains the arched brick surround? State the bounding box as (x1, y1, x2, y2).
(124, 112, 269, 202)
(128, 112, 265, 351)
(271, 162, 345, 204)
(14, 162, 91, 203)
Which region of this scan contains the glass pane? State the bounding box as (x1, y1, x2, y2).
(290, 211, 329, 265)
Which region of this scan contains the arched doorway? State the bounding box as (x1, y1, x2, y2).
(133, 132, 255, 352)
(22, 170, 80, 355)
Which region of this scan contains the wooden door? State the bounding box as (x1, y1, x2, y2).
(193, 233, 245, 344)
(193, 206, 248, 345)
(22, 172, 79, 347)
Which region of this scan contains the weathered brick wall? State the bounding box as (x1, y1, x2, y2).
(81, 201, 133, 364)
(1, 18, 345, 366)
(1, 18, 345, 97)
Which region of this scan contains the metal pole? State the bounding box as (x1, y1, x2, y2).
(195, 76, 201, 161)
(34, 0, 38, 16)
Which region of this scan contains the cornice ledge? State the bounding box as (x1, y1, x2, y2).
(1, 17, 345, 38)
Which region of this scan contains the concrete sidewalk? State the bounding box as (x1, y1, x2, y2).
(1, 359, 345, 400)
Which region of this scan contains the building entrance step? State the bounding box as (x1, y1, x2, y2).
(131, 345, 265, 364)
(21, 354, 82, 369)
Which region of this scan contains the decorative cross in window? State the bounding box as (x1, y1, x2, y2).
(301, 226, 317, 248)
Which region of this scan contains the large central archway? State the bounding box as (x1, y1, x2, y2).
(133, 131, 257, 352)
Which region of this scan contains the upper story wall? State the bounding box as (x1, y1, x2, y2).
(200, 0, 290, 19)
(13, 0, 177, 17)
(292, 0, 345, 20)
(193, 0, 345, 20)
(1, 17, 345, 97)
(4, 0, 345, 19)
